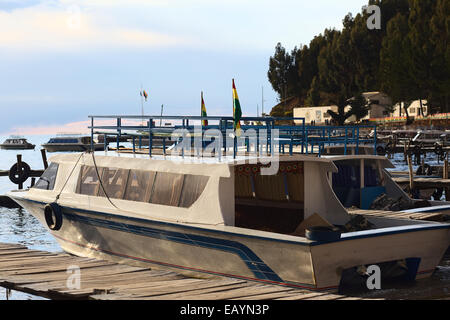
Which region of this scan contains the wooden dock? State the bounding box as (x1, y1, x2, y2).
(0, 242, 359, 300)
(392, 177, 450, 189)
(1, 241, 449, 300)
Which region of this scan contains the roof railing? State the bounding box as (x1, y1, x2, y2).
(88, 115, 377, 158)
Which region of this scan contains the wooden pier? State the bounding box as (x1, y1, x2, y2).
(0, 242, 356, 300)
(0, 242, 449, 300)
(392, 177, 450, 189)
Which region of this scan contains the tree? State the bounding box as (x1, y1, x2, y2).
(305, 76, 321, 106)
(267, 0, 449, 118)
(407, 0, 437, 115)
(380, 13, 415, 124)
(349, 93, 371, 122)
(267, 43, 298, 100)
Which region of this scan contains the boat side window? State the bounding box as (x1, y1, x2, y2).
(34, 163, 59, 190)
(254, 174, 286, 201)
(98, 168, 130, 199)
(123, 170, 156, 202)
(150, 172, 184, 206)
(74, 166, 208, 207)
(235, 162, 304, 203)
(178, 174, 209, 208)
(76, 165, 104, 196)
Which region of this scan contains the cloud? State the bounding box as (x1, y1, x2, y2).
(5, 119, 146, 136)
(0, 1, 194, 52)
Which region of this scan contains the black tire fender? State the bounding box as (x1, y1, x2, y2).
(44, 203, 63, 231)
(305, 226, 341, 242)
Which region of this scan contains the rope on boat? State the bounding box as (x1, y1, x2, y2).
(54, 152, 84, 203)
(89, 151, 225, 226)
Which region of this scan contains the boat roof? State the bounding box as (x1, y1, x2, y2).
(48, 151, 339, 178)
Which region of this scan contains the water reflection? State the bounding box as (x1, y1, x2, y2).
(0, 207, 61, 253)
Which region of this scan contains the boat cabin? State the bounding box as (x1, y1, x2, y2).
(46, 136, 92, 144)
(30, 153, 350, 235)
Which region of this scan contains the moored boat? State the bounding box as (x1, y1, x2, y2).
(42, 135, 104, 152)
(327, 154, 450, 215)
(0, 137, 35, 150)
(7, 151, 450, 291)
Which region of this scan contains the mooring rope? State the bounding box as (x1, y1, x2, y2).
(54, 152, 84, 203)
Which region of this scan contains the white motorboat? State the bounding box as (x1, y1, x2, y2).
(0, 137, 35, 150)
(327, 155, 450, 215)
(8, 151, 450, 292)
(42, 135, 104, 152)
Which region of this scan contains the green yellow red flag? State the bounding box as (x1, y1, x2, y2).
(201, 91, 208, 126)
(232, 79, 242, 136)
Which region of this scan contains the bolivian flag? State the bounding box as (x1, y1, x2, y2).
(201, 91, 208, 126)
(232, 79, 242, 136)
(140, 90, 148, 101)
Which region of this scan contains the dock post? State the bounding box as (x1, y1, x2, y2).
(132, 136, 136, 154)
(90, 117, 94, 152)
(17, 154, 23, 190)
(407, 154, 415, 195)
(40, 149, 48, 169)
(163, 138, 166, 156)
(444, 159, 449, 201)
(373, 126, 377, 156)
(148, 118, 153, 158)
(116, 118, 121, 151)
(344, 127, 348, 155)
(356, 127, 360, 155)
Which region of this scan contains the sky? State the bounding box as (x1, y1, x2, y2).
(0, 0, 368, 135)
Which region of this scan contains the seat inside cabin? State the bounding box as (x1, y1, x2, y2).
(234, 161, 305, 235)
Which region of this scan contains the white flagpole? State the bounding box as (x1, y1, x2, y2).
(140, 84, 144, 126)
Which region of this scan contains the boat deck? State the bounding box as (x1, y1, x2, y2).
(1, 242, 449, 300)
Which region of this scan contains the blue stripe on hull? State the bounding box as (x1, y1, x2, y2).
(62, 209, 283, 282)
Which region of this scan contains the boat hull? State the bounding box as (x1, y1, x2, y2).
(42, 144, 104, 152)
(0, 144, 35, 150)
(12, 196, 450, 292)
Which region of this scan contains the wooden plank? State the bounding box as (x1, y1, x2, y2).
(275, 292, 330, 300)
(0, 260, 117, 275)
(1, 264, 146, 285)
(159, 285, 296, 301)
(133, 281, 255, 300)
(0, 243, 28, 250)
(303, 293, 344, 300)
(336, 296, 364, 300)
(149, 282, 268, 300)
(232, 290, 300, 300)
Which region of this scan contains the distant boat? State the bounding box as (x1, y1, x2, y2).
(42, 135, 104, 152)
(0, 137, 35, 150)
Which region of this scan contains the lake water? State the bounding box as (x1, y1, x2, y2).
(0, 135, 448, 300)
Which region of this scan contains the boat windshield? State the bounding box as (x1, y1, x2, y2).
(48, 138, 79, 144)
(34, 163, 59, 190)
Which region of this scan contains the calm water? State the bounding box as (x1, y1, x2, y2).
(0, 135, 448, 299)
